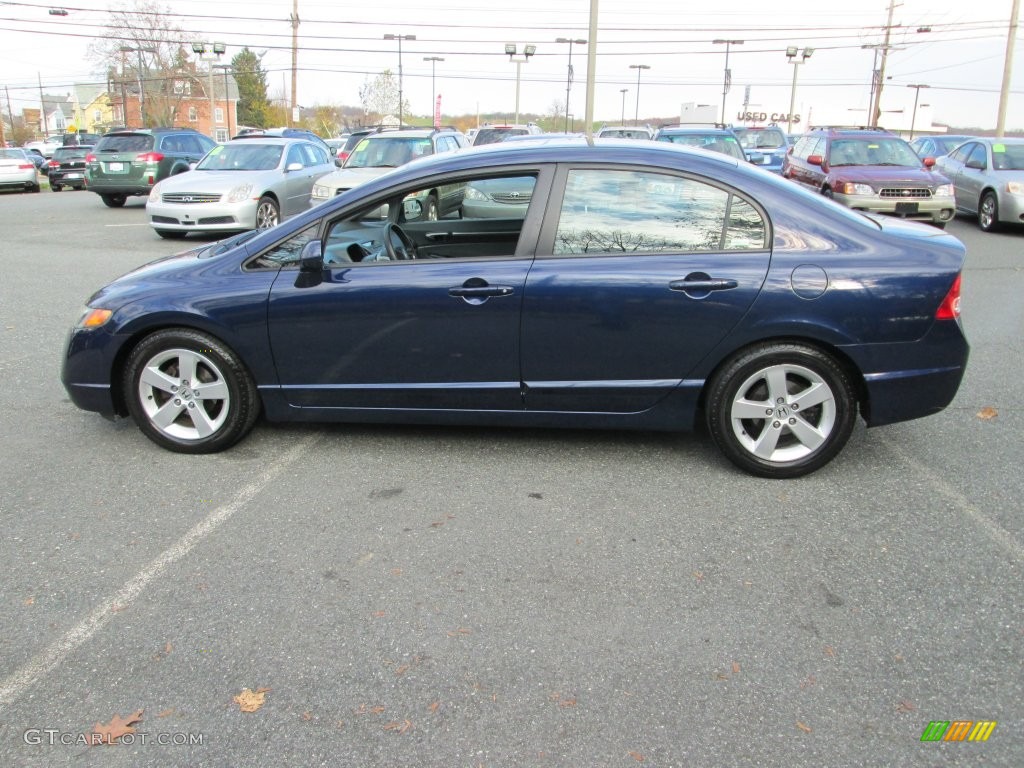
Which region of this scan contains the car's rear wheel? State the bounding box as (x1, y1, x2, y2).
(101, 193, 127, 208)
(425, 194, 439, 221)
(706, 343, 857, 478)
(978, 191, 1000, 232)
(155, 230, 187, 240)
(51, 184, 62, 192)
(123, 329, 260, 453)
(255, 196, 279, 230)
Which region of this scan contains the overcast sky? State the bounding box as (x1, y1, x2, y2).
(1, 0, 1022, 132)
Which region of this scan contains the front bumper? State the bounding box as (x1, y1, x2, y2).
(835, 192, 956, 223)
(147, 198, 259, 233)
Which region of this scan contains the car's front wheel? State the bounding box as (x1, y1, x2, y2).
(706, 343, 857, 478)
(51, 184, 62, 192)
(101, 193, 127, 208)
(424, 194, 439, 221)
(978, 191, 1000, 232)
(255, 195, 279, 230)
(123, 329, 260, 453)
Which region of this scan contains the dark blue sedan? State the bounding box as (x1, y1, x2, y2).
(62, 139, 968, 478)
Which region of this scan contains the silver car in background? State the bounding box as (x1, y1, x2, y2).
(935, 136, 1024, 232)
(0, 148, 41, 193)
(146, 137, 334, 239)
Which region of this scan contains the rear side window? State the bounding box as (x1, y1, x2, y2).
(554, 169, 767, 254)
(96, 134, 153, 152)
(474, 128, 526, 146)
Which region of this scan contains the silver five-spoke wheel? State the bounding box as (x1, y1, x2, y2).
(707, 343, 857, 478)
(138, 348, 231, 441)
(124, 329, 260, 453)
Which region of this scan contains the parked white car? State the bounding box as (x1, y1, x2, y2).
(0, 148, 41, 193)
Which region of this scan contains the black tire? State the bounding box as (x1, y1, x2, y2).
(706, 343, 857, 479)
(425, 194, 439, 221)
(123, 329, 260, 453)
(101, 193, 127, 208)
(978, 191, 1000, 232)
(155, 229, 187, 240)
(30, 183, 40, 193)
(51, 184, 62, 192)
(255, 195, 279, 230)
(821, 187, 834, 199)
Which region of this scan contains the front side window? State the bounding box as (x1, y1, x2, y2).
(196, 143, 282, 171)
(553, 169, 766, 255)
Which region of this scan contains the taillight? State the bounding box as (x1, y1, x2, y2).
(338, 151, 350, 163)
(48, 160, 60, 168)
(19, 163, 34, 170)
(135, 152, 164, 163)
(85, 153, 96, 163)
(936, 274, 962, 320)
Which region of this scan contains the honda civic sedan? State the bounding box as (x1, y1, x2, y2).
(62, 139, 968, 478)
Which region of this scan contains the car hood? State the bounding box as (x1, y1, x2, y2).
(830, 166, 951, 186)
(317, 166, 395, 189)
(155, 169, 282, 193)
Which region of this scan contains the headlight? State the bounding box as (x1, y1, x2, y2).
(840, 182, 874, 196)
(1006, 181, 1024, 195)
(463, 186, 488, 201)
(934, 184, 954, 197)
(312, 184, 328, 197)
(148, 183, 162, 202)
(76, 307, 112, 329)
(227, 183, 254, 203)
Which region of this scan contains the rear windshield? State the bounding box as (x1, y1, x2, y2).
(96, 134, 154, 152)
(474, 128, 527, 146)
(735, 128, 788, 150)
(53, 147, 91, 160)
(0, 149, 27, 160)
(599, 129, 651, 139)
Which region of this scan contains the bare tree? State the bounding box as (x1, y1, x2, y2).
(359, 71, 410, 124)
(88, 0, 199, 127)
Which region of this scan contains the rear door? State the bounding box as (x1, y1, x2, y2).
(520, 165, 771, 413)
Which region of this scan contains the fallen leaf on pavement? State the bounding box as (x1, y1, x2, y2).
(234, 687, 270, 713)
(628, 752, 645, 763)
(91, 709, 143, 745)
(796, 721, 813, 733)
(383, 719, 413, 734)
(977, 407, 998, 420)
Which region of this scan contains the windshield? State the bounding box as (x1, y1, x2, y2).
(735, 128, 788, 150)
(474, 128, 527, 146)
(828, 138, 921, 167)
(344, 137, 433, 168)
(992, 143, 1024, 170)
(0, 149, 27, 160)
(196, 143, 282, 171)
(657, 133, 745, 160)
(599, 129, 650, 139)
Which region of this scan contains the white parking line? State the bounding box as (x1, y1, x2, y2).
(0, 432, 321, 712)
(104, 223, 150, 227)
(884, 436, 1024, 563)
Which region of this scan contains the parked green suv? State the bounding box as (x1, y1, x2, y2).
(85, 128, 217, 208)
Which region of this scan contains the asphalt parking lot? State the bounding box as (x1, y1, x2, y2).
(0, 186, 1021, 766)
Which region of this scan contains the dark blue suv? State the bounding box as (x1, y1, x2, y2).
(732, 125, 789, 173)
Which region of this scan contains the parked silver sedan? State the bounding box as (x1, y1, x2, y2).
(0, 148, 41, 193)
(146, 137, 335, 239)
(935, 136, 1024, 232)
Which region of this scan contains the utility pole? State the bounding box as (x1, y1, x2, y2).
(38, 73, 49, 137)
(290, 0, 299, 123)
(996, 0, 1021, 135)
(871, 0, 900, 128)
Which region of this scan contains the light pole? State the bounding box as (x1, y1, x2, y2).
(213, 63, 232, 137)
(505, 44, 536, 127)
(192, 41, 226, 139)
(785, 46, 813, 133)
(119, 45, 157, 127)
(713, 39, 743, 125)
(619, 88, 628, 125)
(423, 56, 444, 127)
(384, 33, 416, 126)
(556, 37, 587, 133)
(629, 64, 650, 125)
(907, 83, 930, 139)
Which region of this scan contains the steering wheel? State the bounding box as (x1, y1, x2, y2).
(382, 223, 417, 261)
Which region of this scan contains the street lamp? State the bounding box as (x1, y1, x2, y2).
(619, 88, 629, 125)
(713, 39, 743, 125)
(907, 83, 930, 139)
(785, 46, 813, 133)
(423, 56, 444, 127)
(119, 45, 157, 127)
(213, 63, 232, 137)
(506, 44, 536, 127)
(192, 41, 226, 139)
(555, 37, 587, 132)
(384, 33, 416, 126)
(629, 64, 650, 125)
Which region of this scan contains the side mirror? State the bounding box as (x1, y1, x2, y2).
(807, 153, 824, 167)
(285, 162, 304, 172)
(965, 159, 986, 170)
(298, 239, 324, 272)
(402, 198, 423, 221)
(922, 156, 936, 168)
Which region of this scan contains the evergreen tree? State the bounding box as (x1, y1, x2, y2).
(232, 47, 270, 128)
